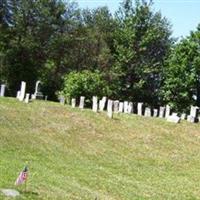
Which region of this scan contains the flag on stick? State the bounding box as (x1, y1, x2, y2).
(15, 166, 28, 186)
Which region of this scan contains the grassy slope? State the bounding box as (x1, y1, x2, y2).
(0, 98, 200, 200)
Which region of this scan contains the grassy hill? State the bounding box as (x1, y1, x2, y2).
(0, 98, 200, 200)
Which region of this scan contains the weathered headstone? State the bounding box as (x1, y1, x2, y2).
(124, 101, 129, 113)
(79, 96, 85, 109)
(59, 96, 65, 105)
(45, 96, 48, 101)
(165, 105, 171, 118)
(92, 96, 98, 112)
(167, 113, 181, 123)
(153, 109, 158, 117)
(19, 81, 26, 102)
(159, 106, 165, 118)
(181, 113, 187, 120)
(99, 97, 107, 111)
(34, 81, 43, 99)
(0, 84, 6, 97)
(127, 102, 133, 114)
(24, 93, 30, 104)
(71, 98, 76, 108)
(137, 102, 143, 116)
(16, 91, 21, 99)
(187, 106, 199, 123)
(144, 107, 151, 117)
(31, 94, 36, 100)
(0, 189, 20, 197)
(113, 100, 120, 113)
(118, 102, 124, 113)
(107, 100, 113, 118)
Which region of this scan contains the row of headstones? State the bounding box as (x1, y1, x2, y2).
(59, 96, 199, 123)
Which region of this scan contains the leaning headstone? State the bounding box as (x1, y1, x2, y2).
(107, 100, 113, 118)
(167, 113, 181, 123)
(159, 106, 165, 118)
(19, 81, 26, 102)
(0, 189, 20, 197)
(79, 96, 85, 109)
(181, 113, 187, 120)
(99, 97, 107, 111)
(59, 96, 65, 105)
(187, 106, 199, 123)
(118, 102, 124, 113)
(92, 96, 98, 112)
(124, 101, 129, 113)
(24, 93, 30, 104)
(127, 102, 133, 114)
(71, 98, 76, 108)
(144, 107, 151, 117)
(165, 105, 171, 118)
(137, 102, 143, 116)
(0, 84, 6, 97)
(113, 100, 120, 113)
(153, 109, 158, 117)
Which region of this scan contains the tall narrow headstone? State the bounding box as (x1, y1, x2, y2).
(127, 102, 133, 114)
(92, 96, 98, 112)
(16, 91, 21, 99)
(124, 101, 129, 113)
(159, 107, 165, 118)
(165, 105, 171, 118)
(99, 97, 107, 111)
(71, 98, 76, 108)
(153, 109, 158, 117)
(0, 84, 6, 97)
(144, 107, 151, 117)
(113, 100, 120, 113)
(137, 103, 143, 116)
(118, 102, 124, 113)
(59, 96, 65, 105)
(19, 81, 26, 102)
(24, 93, 30, 104)
(187, 106, 199, 123)
(107, 100, 113, 118)
(79, 96, 85, 109)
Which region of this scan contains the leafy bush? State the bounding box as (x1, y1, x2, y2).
(60, 70, 111, 106)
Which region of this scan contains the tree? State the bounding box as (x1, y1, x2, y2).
(112, 0, 173, 104)
(162, 24, 200, 112)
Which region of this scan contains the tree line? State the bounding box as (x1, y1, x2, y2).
(0, 0, 200, 112)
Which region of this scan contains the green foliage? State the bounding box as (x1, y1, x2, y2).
(60, 70, 111, 105)
(162, 25, 200, 112)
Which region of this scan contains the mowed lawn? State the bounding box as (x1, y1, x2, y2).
(0, 98, 200, 200)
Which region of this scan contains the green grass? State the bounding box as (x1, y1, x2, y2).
(0, 97, 200, 200)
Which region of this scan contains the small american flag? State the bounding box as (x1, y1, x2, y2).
(15, 166, 28, 186)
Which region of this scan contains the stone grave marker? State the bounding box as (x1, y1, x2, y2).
(24, 93, 30, 104)
(79, 96, 85, 109)
(59, 96, 65, 105)
(16, 91, 21, 99)
(124, 101, 129, 113)
(107, 100, 113, 118)
(113, 100, 120, 113)
(118, 102, 124, 113)
(153, 109, 158, 117)
(181, 113, 187, 120)
(187, 106, 199, 123)
(0, 189, 20, 198)
(34, 81, 43, 99)
(128, 102, 133, 114)
(165, 105, 171, 118)
(19, 81, 26, 102)
(144, 107, 151, 117)
(71, 98, 76, 108)
(0, 84, 6, 97)
(137, 102, 143, 116)
(167, 113, 181, 123)
(99, 97, 107, 111)
(159, 106, 165, 118)
(92, 96, 98, 112)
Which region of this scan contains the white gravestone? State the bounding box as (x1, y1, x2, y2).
(137, 102, 143, 116)
(107, 100, 113, 118)
(165, 105, 171, 118)
(124, 101, 129, 113)
(0, 84, 6, 97)
(92, 96, 98, 112)
(16, 91, 21, 99)
(153, 109, 158, 117)
(113, 100, 120, 113)
(128, 102, 133, 114)
(24, 93, 30, 103)
(187, 106, 199, 123)
(19, 81, 26, 102)
(99, 97, 107, 111)
(79, 96, 85, 109)
(144, 107, 151, 117)
(31, 94, 36, 100)
(159, 106, 165, 118)
(59, 96, 65, 105)
(118, 102, 124, 113)
(167, 113, 181, 123)
(71, 98, 76, 108)
(181, 113, 187, 120)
